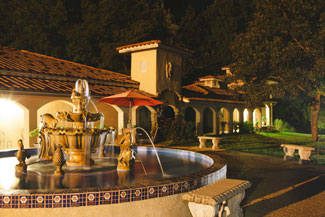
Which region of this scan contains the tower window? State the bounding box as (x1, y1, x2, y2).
(140, 60, 147, 72)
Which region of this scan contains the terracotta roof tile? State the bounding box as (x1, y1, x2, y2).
(116, 40, 161, 51)
(182, 83, 242, 103)
(198, 75, 225, 80)
(0, 46, 138, 85)
(116, 40, 194, 54)
(183, 84, 209, 95)
(0, 74, 140, 97)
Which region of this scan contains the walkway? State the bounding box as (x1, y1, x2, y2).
(214, 150, 325, 217)
(167, 145, 325, 217)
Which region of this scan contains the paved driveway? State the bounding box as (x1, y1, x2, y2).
(215, 150, 325, 217)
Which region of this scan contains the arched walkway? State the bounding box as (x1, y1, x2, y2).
(184, 107, 196, 123)
(184, 106, 198, 136)
(219, 107, 230, 134)
(233, 108, 240, 133)
(0, 98, 29, 149)
(37, 100, 74, 129)
(136, 106, 152, 132)
(253, 108, 262, 128)
(161, 106, 175, 120)
(203, 107, 214, 134)
(96, 103, 122, 134)
(244, 108, 249, 122)
(156, 105, 177, 142)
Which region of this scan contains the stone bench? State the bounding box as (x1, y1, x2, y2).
(198, 136, 222, 150)
(281, 144, 315, 164)
(183, 178, 251, 217)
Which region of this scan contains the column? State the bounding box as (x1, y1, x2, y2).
(228, 109, 233, 134)
(28, 106, 38, 148)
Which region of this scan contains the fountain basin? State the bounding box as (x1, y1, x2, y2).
(0, 147, 226, 216)
(45, 128, 109, 166)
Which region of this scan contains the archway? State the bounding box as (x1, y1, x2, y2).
(0, 98, 29, 149)
(253, 108, 262, 128)
(203, 108, 213, 134)
(243, 108, 249, 122)
(37, 100, 74, 129)
(157, 105, 176, 142)
(161, 106, 175, 120)
(96, 103, 122, 134)
(233, 108, 240, 133)
(185, 107, 196, 123)
(219, 107, 230, 134)
(184, 106, 197, 136)
(136, 106, 152, 132)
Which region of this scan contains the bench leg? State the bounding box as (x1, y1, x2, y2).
(199, 138, 206, 148)
(212, 139, 219, 150)
(283, 147, 295, 160)
(188, 202, 219, 217)
(226, 191, 245, 217)
(298, 150, 312, 164)
(187, 191, 245, 217)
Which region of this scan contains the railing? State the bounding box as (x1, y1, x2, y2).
(0, 130, 14, 150)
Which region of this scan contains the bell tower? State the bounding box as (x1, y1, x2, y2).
(117, 40, 192, 96)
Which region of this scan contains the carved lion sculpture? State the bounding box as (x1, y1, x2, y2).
(39, 113, 58, 160)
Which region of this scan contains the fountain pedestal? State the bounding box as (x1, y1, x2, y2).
(39, 79, 111, 168)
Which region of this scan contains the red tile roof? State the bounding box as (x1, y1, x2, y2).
(198, 75, 225, 81)
(182, 83, 243, 104)
(116, 40, 161, 51)
(0, 46, 142, 97)
(0, 46, 138, 85)
(116, 40, 194, 54)
(0, 74, 135, 97)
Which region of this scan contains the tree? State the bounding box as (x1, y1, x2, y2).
(65, 0, 178, 73)
(175, 0, 255, 84)
(230, 0, 325, 141)
(0, 0, 68, 59)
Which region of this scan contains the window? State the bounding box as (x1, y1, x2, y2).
(140, 60, 147, 72)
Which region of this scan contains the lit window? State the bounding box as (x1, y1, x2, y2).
(140, 60, 147, 72)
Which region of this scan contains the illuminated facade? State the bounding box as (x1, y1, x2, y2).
(0, 41, 272, 149)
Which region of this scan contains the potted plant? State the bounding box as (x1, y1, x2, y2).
(221, 121, 227, 134)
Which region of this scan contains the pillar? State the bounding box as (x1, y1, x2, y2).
(228, 110, 233, 134)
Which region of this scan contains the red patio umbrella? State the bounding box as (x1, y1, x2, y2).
(99, 90, 163, 127)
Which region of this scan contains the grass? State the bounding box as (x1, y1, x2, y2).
(166, 132, 325, 164)
(218, 133, 284, 158)
(217, 132, 325, 164)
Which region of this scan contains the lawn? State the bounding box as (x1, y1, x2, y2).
(161, 131, 325, 164)
(217, 132, 325, 164)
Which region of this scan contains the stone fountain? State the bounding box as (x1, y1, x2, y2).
(38, 79, 112, 166)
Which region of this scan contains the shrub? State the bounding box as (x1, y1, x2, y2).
(29, 128, 39, 137)
(240, 121, 254, 134)
(233, 121, 240, 133)
(274, 119, 295, 132)
(157, 117, 197, 144)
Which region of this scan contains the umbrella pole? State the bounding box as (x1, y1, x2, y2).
(127, 100, 132, 128)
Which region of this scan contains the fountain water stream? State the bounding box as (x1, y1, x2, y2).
(0, 79, 225, 216)
(133, 151, 147, 176)
(133, 127, 165, 176)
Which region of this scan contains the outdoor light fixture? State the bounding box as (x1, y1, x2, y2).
(182, 97, 190, 103)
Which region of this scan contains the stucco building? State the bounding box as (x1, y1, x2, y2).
(0, 40, 272, 149)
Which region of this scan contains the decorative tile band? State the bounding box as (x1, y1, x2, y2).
(0, 151, 227, 209)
